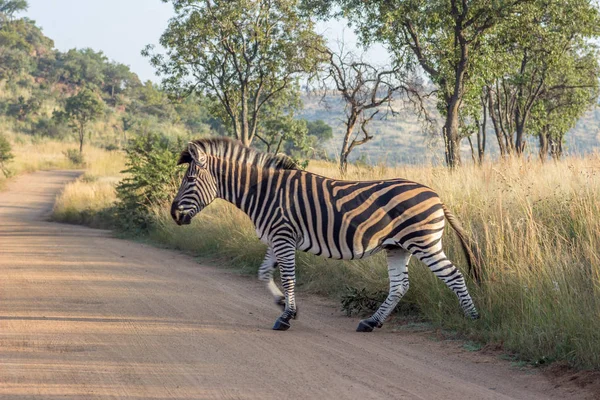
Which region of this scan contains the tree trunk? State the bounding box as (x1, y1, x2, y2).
(550, 136, 563, 160)
(340, 113, 358, 175)
(79, 124, 84, 153)
(514, 51, 528, 156)
(444, 96, 462, 168)
(240, 85, 250, 146)
(476, 101, 486, 165)
(538, 129, 548, 162)
(487, 93, 507, 157)
(514, 115, 526, 155)
(468, 135, 476, 164)
(444, 26, 468, 169)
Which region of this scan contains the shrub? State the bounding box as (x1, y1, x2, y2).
(115, 132, 184, 233)
(63, 148, 86, 166)
(34, 116, 71, 139)
(0, 135, 14, 177)
(102, 143, 120, 152)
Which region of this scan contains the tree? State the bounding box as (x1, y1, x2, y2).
(55, 48, 108, 88)
(103, 61, 134, 100)
(144, 0, 327, 146)
(54, 88, 104, 153)
(306, 119, 332, 142)
(316, 46, 424, 173)
(485, 0, 600, 157)
(310, 0, 531, 167)
(252, 86, 306, 153)
(0, 134, 14, 177)
(0, 15, 52, 80)
(0, 0, 27, 22)
(283, 119, 333, 160)
(7, 94, 41, 121)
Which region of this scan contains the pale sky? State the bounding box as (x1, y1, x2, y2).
(24, 0, 389, 83)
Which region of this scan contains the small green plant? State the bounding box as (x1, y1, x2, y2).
(463, 341, 483, 352)
(0, 134, 14, 177)
(341, 286, 389, 316)
(63, 149, 86, 166)
(103, 143, 120, 152)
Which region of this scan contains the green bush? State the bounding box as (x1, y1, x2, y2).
(0, 135, 14, 177)
(63, 149, 86, 166)
(115, 132, 184, 233)
(34, 116, 71, 139)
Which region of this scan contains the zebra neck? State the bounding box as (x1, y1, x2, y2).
(210, 158, 266, 216)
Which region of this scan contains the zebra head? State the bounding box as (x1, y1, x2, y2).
(171, 142, 217, 226)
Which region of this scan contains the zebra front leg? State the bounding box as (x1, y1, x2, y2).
(258, 247, 285, 311)
(357, 247, 411, 332)
(271, 238, 298, 331)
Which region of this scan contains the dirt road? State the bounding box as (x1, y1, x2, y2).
(0, 171, 594, 399)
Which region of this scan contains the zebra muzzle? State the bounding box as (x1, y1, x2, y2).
(171, 203, 192, 226)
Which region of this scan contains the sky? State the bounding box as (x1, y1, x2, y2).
(24, 0, 389, 83)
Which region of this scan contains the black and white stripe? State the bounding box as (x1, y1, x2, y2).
(171, 138, 480, 331)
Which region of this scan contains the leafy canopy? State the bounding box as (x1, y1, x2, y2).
(145, 0, 327, 145)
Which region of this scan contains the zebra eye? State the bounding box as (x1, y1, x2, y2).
(186, 176, 196, 183)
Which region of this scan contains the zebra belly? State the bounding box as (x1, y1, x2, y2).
(297, 235, 385, 260)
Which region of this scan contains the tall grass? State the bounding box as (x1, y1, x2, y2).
(51, 148, 125, 227)
(51, 153, 600, 369)
(0, 133, 126, 190)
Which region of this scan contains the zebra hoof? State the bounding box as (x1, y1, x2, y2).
(356, 319, 378, 332)
(272, 317, 291, 331)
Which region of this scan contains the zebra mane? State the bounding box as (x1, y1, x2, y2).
(179, 137, 300, 170)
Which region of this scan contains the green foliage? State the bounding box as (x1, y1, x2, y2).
(0, 7, 216, 149)
(115, 132, 183, 233)
(63, 148, 85, 166)
(341, 286, 388, 316)
(6, 95, 41, 121)
(54, 88, 104, 152)
(481, 0, 600, 156)
(306, 119, 333, 141)
(341, 286, 420, 317)
(0, 0, 28, 19)
(0, 134, 14, 176)
(0, 15, 53, 79)
(146, 0, 327, 145)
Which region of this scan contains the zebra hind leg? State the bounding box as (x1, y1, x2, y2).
(257, 248, 286, 311)
(357, 247, 411, 332)
(415, 243, 479, 319)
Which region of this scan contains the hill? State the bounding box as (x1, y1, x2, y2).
(300, 94, 600, 165)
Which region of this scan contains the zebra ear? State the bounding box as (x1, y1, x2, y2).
(177, 149, 191, 165)
(187, 142, 206, 164)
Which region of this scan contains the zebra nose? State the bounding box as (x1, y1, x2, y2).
(171, 201, 182, 224)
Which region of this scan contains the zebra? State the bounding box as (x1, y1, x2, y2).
(171, 138, 480, 332)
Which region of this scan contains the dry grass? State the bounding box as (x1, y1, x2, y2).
(51, 149, 125, 227)
(51, 175, 119, 227)
(1, 133, 126, 185)
(50, 152, 600, 369)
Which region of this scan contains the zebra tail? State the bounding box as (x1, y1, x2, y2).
(441, 203, 482, 284)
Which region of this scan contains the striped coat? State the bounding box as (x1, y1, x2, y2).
(171, 138, 480, 332)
